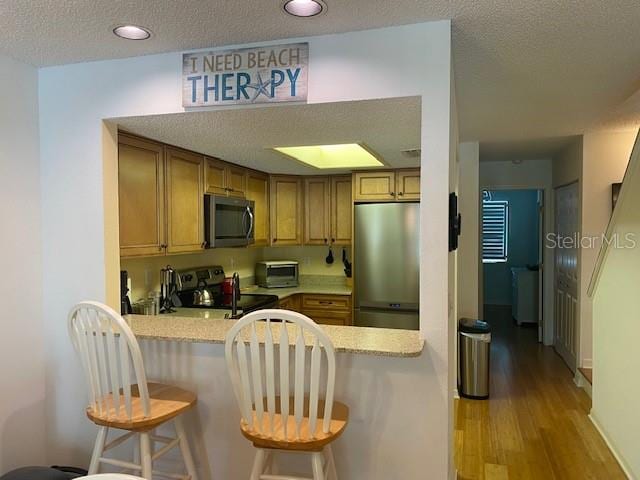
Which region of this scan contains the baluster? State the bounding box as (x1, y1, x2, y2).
(308, 337, 321, 437)
(279, 321, 290, 440)
(294, 325, 305, 439)
(119, 331, 132, 418)
(264, 318, 276, 435)
(236, 337, 254, 430)
(105, 320, 121, 415)
(250, 323, 264, 433)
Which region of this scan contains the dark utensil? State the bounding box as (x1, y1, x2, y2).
(326, 247, 334, 264)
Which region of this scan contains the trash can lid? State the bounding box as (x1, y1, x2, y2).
(459, 318, 491, 334)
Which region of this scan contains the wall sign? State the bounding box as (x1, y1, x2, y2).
(182, 43, 308, 107)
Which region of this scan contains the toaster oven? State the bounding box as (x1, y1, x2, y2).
(255, 261, 299, 288)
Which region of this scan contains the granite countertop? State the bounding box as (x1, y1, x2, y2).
(126, 314, 424, 358)
(242, 275, 352, 299)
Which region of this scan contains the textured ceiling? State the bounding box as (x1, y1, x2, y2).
(3, 1, 640, 147)
(480, 136, 580, 163)
(115, 97, 421, 175)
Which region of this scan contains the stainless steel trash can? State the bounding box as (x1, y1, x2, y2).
(458, 318, 491, 399)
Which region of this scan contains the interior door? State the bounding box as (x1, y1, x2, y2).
(537, 190, 544, 343)
(554, 182, 579, 372)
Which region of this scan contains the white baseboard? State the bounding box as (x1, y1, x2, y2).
(581, 358, 593, 369)
(573, 370, 592, 398)
(454, 388, 460, 399)
(589, 413, 634, 479)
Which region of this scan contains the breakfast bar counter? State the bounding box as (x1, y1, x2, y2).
(126, 313, 424, 357)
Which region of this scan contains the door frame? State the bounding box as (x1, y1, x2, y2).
(479, 185, 548, 343)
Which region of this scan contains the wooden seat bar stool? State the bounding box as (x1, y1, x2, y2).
(68, 301, 199, 480)
(225, 309, 349, 480)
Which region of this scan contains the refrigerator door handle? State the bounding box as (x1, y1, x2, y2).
(358, 300, 419, 312)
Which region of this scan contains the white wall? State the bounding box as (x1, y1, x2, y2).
(39, 23, 455, 478)
(457, 142, 480, 319)
(0, 55, 46, 472)
(480, 159, 554, 344)
(579, 130, 636, 369)
(591, 141, 640, 478)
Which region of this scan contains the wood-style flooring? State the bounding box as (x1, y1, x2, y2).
(455, 305, 624, 480)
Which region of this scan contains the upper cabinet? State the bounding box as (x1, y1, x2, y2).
(396, 169, 421, 201)
(165, 147, 205, 254)
(246, 170, 270, 247)
(118, 135, 205, 258)
(205, 157, 246, 198)
(118, 135, 166, 258)
(270, 175, 303, 246)
(330, 175, 353, 245)
(303, 175, 352, 246)
(353, 169, 420, 202)
(304, 177, 331, 245)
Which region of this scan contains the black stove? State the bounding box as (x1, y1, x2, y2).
(174, 265, 278, 315)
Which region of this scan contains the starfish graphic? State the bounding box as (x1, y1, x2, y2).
(247, 72, 272, 102)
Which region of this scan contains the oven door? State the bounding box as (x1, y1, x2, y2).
(205, 195, 255, 247)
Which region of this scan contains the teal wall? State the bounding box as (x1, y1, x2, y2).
(483, 189, 540, 306)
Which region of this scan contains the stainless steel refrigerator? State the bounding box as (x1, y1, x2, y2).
(354, 203, 420, 330)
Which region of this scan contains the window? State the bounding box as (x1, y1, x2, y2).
(482, 198, 509, 263)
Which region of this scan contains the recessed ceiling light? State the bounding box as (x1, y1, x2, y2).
(113, 25, 152, 40)
(273, 143, 384, 169)
(282, 0, 326, 17)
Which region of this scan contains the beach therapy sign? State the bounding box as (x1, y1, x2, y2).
(182, 43, 308, 107)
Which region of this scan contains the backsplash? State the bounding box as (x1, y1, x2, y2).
(121, 244, 351, 301)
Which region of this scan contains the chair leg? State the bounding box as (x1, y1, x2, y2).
(311, 452, 325, 480)
(175, 416, 199, 480)
(325, 445, 337, 480)
(250, 449, 266, 480)
(139, 432, 153, 480)
(88, 426, 108, 474)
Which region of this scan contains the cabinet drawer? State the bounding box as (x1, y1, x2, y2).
(302, 309, 352, 326)
(301, 294, 351, 311)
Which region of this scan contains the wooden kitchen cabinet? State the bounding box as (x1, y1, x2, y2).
(270, 175, 303, 246)
(165, 147, 205, 254)
(330, 175, 352, 245)
(205, 157, 247, 198)
(246, 169, 270, 247)
(301, 294, 352, 326)
(118, 135, 166, 257)
(353, 169, 420, 202)
(304, 177, 331, 245)
(396, 169, 421, 201)
(304, 175, 352, 246)
(353, 171, 396, 201)
(278, 294, 301, 312)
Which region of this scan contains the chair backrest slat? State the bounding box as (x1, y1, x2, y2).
(225, 309, 337, 442)
(264, 319, 276, 435)
(68, 301, 150, 420)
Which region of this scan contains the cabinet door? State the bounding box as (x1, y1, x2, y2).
(118, 135, 166, 257)
(165, 147, 205, 254)
(270, 175, 303, 246)
(226, 165, 247, 198)
(279, 294, 301, 312)
(246, 170, 270, 246)
(304, 177, 331, 245)
(330, 175, 352, 245)
(204, 157, 227, 195)
(353, 171, 396, 202)
(396, 169, 421, 201)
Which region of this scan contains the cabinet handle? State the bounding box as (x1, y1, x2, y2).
(324, 238, 328, 244)
(398, 192, 404, 196)
(159, 243, 167, 249)
(391, 192, 396, 196)
(331, 238, 335, 243)
(319, 301, 333, 305)
(273, 238, 278, 243)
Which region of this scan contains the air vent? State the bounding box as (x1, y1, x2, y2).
(401, 148, 421, 158)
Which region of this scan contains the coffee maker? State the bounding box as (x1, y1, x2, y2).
(120, 270, 133, 315)
(160, 265, 181, 313)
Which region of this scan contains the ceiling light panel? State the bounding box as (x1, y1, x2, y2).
(273, 143, 383, 169)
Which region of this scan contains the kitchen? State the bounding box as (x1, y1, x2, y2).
(118, 97, 422, 331)
(30, 21, 454, 480)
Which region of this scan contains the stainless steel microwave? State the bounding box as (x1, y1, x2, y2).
(255, 261, 299, 288)
(204, 195, 255, 248)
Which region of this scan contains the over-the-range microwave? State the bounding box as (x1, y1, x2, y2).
(256, 261, 299, 288)
(204, 195, 255, 248)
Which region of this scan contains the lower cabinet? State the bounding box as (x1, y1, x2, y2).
(278, 293, 352, 326)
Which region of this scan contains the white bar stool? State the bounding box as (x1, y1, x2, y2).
(225, 309, 349, 480)
(68, 301, 199, 480)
